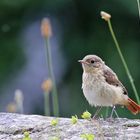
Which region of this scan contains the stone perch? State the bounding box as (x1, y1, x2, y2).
(0, 113, 140, 140)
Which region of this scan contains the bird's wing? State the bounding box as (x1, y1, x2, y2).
(103, 65, 128, 95)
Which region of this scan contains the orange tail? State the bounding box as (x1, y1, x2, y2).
(126, 98, 140, 115)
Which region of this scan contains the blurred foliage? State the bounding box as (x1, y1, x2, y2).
(0, 0, 140, 118)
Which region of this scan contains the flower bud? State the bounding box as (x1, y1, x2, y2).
(100, 11, 111, 21)
(41, 79, 53, 93)
(6, 102, 17, 113)
(41, 18, 52, 38)
(81, 111, 92, 119)
(71, 115, 78, 124)
(51, 119, 58, 126)
(22, 131, 31, 140)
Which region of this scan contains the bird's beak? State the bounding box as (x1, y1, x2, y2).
(78, 60, 83, 63)
(78, 60, 87, 64)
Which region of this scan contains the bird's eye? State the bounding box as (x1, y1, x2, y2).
(90, 60, 95, 64)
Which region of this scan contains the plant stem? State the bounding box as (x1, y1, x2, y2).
(45, 38, 59, 116)
(137, 0, 140, 21)
(44, 92, 50, 116)
(107, 19, 140, 104)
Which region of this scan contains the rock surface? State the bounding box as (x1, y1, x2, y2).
(0, 113, 140, 140)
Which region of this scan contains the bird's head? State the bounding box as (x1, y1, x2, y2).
(78, 55, 104, 73)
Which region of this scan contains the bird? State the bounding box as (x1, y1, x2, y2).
(79, 54, 140, 116)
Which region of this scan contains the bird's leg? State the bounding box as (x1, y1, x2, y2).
(93, 106, 102, 119)
(110, 106, 115, 118)
(114, 109, 119, 118)
(110, 106, 119, 118)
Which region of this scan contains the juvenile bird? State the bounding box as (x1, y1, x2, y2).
(79, 55, 140, 116)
